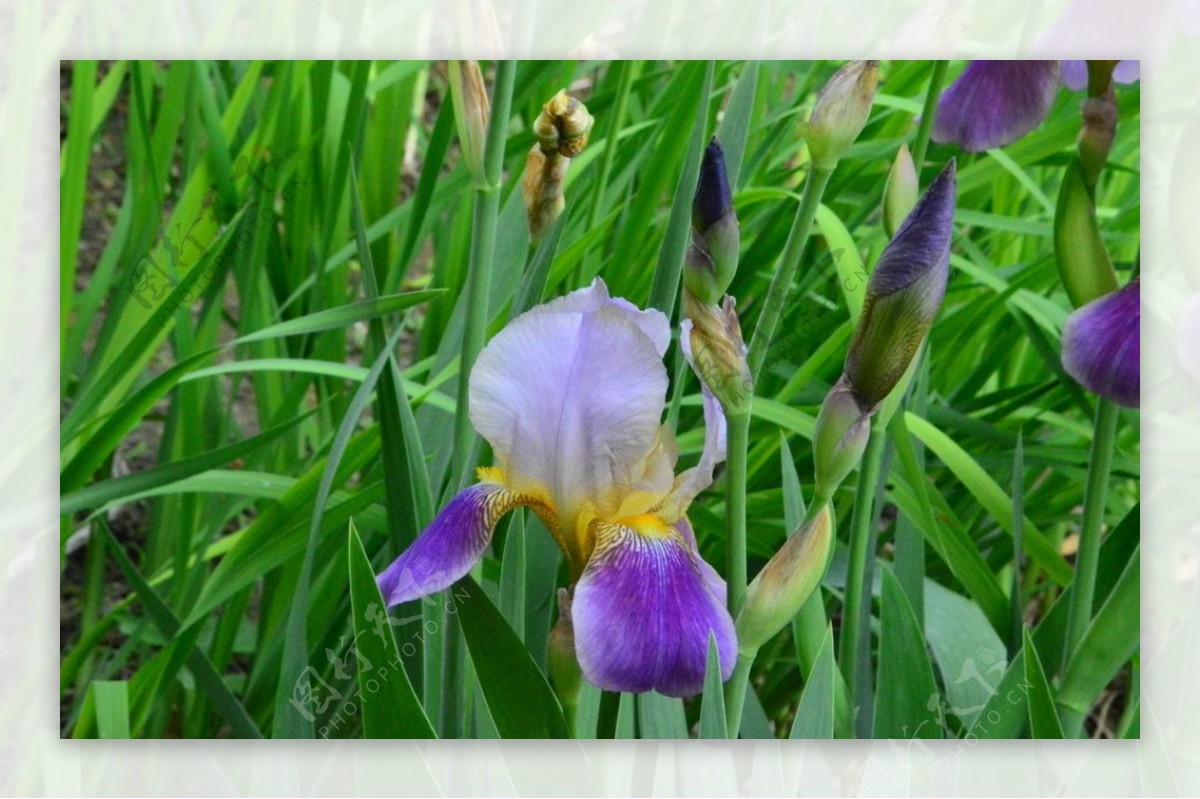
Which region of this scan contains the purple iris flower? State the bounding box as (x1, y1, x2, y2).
(933, 60, 1139, 152)
(376, 279, 736, 697)
(1061, 279, 1140, 408)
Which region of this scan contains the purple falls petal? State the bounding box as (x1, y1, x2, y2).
(376, 482, 526, 606)
(1061, 280, 1140, 408)
(932, 60, 1061, 151)
(572, 518, 736, 698)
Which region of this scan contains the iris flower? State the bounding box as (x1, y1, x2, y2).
(1061, 279, 1140, 408)
(932, 60, 1139, 152)
(376, 279, 736, 697)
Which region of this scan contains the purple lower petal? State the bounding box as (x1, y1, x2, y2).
(933, 61, 1061, 152)
(1061, 280, 1140, 408)
(572, 518, 736, 698)
(376, 482, 527, 606)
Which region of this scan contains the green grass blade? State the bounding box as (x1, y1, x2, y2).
(789, 624, 836, 739)
(873, 565, 940, 739)
(91, 681, 131, 739)
(699, 633, 728, 739)
(347, 520, 437, 738)
(1022, 627, 1064, 739)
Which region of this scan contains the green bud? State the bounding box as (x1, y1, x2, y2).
(883, 144, 918, 239)
(1054, 159, 1119, 308)
(806, 60, 879, 170)
(682, 292, 754, 415)
(547, 588, 582, 715)
(448, 60, 490, 189)
(735, 505, 834, 656)
(811, 376, 872, 504)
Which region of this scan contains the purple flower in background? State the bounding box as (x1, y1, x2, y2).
(932, 60, 1140, 152)
(376, 279, 735, 697)
(1061, 279, 1140, 407)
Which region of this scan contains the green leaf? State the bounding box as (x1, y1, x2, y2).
(61, 408, 311, 517)
(873, 565, 940, 739)
(699, 633, 728, 739)
(789, 625, 836, 739)
(234, 291, 445, 345)
(347, 520, 437, 738)
(615, 692, 636, 739)
(456, 576, 569, 739)
(498, 511, 526, 641)
(965, 651, 1029, 739)
(1058, 546, 1140, 723)
(923, 580, 1006, 731)
(715, 60, 759, 187)
(638, 692, 689, 739)
(92, 681, 130, 739)
(1022, 628, 1064, 739)
(97, 524, 261, 738)
(905, 412, 1073, 586)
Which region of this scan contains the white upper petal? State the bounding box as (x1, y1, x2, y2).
(469, 280, 670, 538)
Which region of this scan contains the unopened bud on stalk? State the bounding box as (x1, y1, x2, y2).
(883, 144, 918, 239)
(845, 159, 956, 407)
(448, 60, 491, 189)
(548, 588, 583, 713)
(522, 90, 593, 242)
(811, 376, 872, 504)
(1054, 160, 1119, 308)
(685, 138, 740, 305)
(735, 505, 833, 656)
(682, 292, 753, 415)
(806, 60, 879, 170)
(1077, 88, 1118, 195)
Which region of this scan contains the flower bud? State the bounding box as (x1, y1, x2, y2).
(1061, 279, 1140, 408)
(448, 60, 491, 189)
(682, 292, 753, 415)
(685, 138, 740, 306)
(548, 588, 583, 712)
(735, 505, 833, 656)
(845, 159, 955, 407)
(883, 144, 918, 239)
(811, 376, 873, 504)
(806, 60, 879, 170)
(522, 90, 593, 242)
(1053, 160, 1119, 308)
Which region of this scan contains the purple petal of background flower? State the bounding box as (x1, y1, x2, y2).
(1061, 280, 1141, 407)
(1061, 59, 1141, 91)
(932, 61, 1061, 151)
(376, 482, 518, 607)
(572, 521, 736, 697)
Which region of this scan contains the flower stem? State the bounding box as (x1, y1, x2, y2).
(747, 165, 833, 381)
(451, 60, 516, 490)
(1061, 397, 1119, 734)
(725, 409, 752, 616)
(724, 651, 754, 737)
(910, 60, 948, 176)
(837, 419, 886, 735)
(445, 60, 515, 737)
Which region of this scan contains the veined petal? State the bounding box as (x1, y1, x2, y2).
(933, 61, 1061, 152)
(572, 517, 736, 697)
(470, 279, 670, 550)
(376, 480, 544, 606)
(1061, 280, 1140, 408)
(533, 277, 671, 356)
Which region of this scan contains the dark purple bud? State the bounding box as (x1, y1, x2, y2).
(932, 61, 1061, 152)
(1062, 279, 1140, 408)
(844, 160, 956, 407)
(694, 138, 732, 233)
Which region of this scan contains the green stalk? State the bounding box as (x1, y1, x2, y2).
(724, 652, 754, 737)
(444, 59, 516, 738)
(725, 410, 752, 616)
(747, 166, 833, 380)
(837, 419, 886, 734)
(450, 59, 516, 488)
(909, 60, 948, 177)
(1061, 398, 1119, 718)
